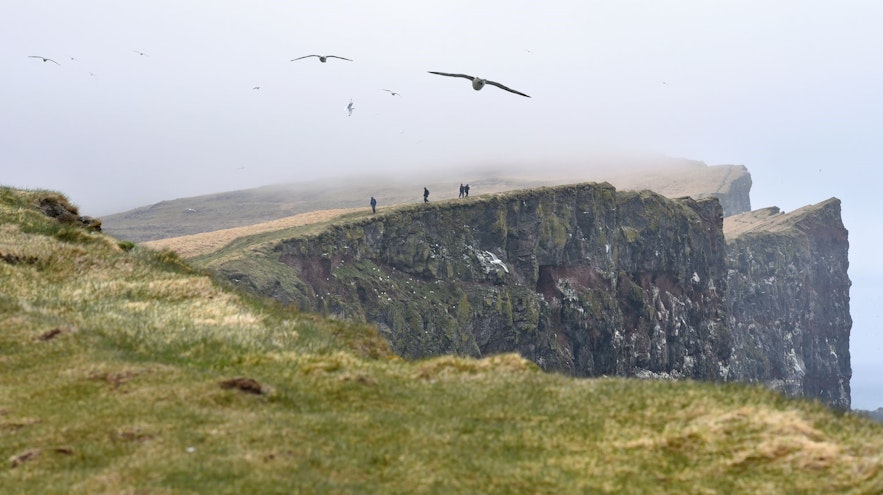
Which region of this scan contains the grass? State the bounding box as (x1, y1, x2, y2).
(1, 185, 882, 494)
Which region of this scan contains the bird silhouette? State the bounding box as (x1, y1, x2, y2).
(28, 56, 60, 66)
(291, 54, 352, 63)
(427, 71, 530, 98)
(252, 86, 261, 90)
(382, 89, 402, 96)
(133, 50, 149, 57)
(346, 100, 355, 116)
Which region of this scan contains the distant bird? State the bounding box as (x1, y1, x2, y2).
(427, 71, 530, 98)
(382, 89, 401, 96)
(132, 50, 149, 57)
(346, 99, 354, 117)
(252, 86, 261, 90)
(28, 55, 60, 65)
(291, 54, 352, 63)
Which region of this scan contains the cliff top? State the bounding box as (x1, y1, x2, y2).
(104, 160, 751, 243)
(600, 162, 749, 199)
(723, 197, 842, 240)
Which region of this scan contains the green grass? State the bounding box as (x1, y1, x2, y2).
(2, 185, 882, 494)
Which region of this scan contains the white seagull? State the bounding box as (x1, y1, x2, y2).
(132, 50, 149, 57)
(291, 54, 352, 63)
(28, 55, 60, 65)
(428, 71, 530, 98)
(346, 100, 354, 116)
(382, 89, 401, 96)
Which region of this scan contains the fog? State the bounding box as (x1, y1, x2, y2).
(2, 1, 881, 408)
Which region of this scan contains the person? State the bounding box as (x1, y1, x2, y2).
(423, 187, 430, 203)
(464, 184, 470, 197)
(459, 183, 465, 198)
(370, 196, 377, 214)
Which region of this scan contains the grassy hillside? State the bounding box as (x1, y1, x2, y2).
(2, 186, 882, 494)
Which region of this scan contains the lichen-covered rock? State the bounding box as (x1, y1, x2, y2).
(724, 199, 851, 409)
(258, 183, 731, 382)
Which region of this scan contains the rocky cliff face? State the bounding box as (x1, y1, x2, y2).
(724, 200, 851, 409)
(211, 184, 850, 408)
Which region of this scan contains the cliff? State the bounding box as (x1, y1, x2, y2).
(198, 184, 849, 408)
(724, 200, 852, 409)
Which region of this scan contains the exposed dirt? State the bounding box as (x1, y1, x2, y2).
(219, 377, 263, 395)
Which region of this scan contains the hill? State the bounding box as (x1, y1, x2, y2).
(2, 186, 881, 493)
(0, 188, 883, 494)
(102, 159, 751, 243)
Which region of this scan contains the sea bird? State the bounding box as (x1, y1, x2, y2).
(346, 100, 354, 116)
(28, 55, 60, 65)
(382, 89, 401, 96)
(291, 54, 352, 63)
(133, 50, 149, 57)
(428, 71, 530, 98)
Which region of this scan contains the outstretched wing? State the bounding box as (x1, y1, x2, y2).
(325, 55, 352, 61)
(484, 79, 531, 98)
(291, 55, 319, 61)
(428, 71, 475, 80)
(29, 55, 60, 65)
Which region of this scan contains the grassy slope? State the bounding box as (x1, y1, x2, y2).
(2, 186, 882, 494)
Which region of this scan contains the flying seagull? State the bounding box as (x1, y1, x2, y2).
(133, 50, 149, 57)
(382, 89, 402, 96)
(291, 54, 352, 63)
(428, 71, 530, 98)
(346, 99, 354, 117)
(252, 86, 261, 90)
(28, 55, 60, 65)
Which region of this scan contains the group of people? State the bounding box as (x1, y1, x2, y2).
(458, 183, 470, 198)
(369, 183, 472, 213)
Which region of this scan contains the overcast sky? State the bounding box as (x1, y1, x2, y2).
(3, 1, 881, 409)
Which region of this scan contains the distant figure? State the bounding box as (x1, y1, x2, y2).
(423, 187, 430, 203)
(382, 89, 402, 96)
(459, 184, 465, 198)
(370, 196, 377, 214)
(347, 100, 354, 117)
(464, 184, 470, 197)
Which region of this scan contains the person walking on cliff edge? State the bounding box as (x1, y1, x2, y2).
(423, 187, 430, 203)
(370, 196, 377, 214)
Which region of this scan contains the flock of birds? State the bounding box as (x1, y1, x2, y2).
(28, 51, 532, 115)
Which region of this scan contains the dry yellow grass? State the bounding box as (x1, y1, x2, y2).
(141, 208, 361, 258)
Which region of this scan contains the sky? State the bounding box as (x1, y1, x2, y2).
(2, 1, 881, 409)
